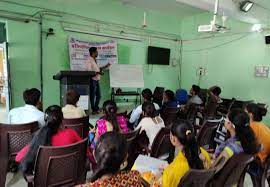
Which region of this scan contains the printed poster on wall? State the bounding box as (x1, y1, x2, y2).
(69, 37, 118, 70)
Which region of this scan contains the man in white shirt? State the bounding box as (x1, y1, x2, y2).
(8, 88, 45, 127)
(129, 88, 160, 127)
(85, 47, 110, 114)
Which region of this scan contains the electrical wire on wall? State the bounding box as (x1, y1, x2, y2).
(183, 33, 251, 52)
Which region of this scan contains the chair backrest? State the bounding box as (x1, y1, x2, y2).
(123, 127, 141, 147)
(33, 138, 88, 187)
(160, 107, 179, 127)
(150, 128, 175, 163)
(0, 121, 39, 159)
(197, 119, 220, 150)
(0, 122, 39, 187)
(153, 87, 165, 107)
(211, 153, 254, 187)
(178, 168, 216, 187)
(123, 128, 141, 170)
(62, 116, 90, 138)
(186, 104, 201, 124)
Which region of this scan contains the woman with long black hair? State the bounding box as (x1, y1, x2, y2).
(16, 105, 82, 174)
(214, 108, 260, 159)
(162, 119, 211, 187)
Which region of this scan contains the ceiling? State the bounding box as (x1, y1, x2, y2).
(121, 0, 204, 17)
(121, 0, 270, 25)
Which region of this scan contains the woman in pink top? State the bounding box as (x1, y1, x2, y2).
(91, 100, 128, 147)
(16, 105, 84, 174)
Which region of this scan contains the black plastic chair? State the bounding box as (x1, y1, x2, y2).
(150, 127, 175, 163)
(25, 138, 88, 187)
(178, 168, 216, 187)
(210, 153, 254, 187)
(0, 121, 39, 187)
(62, 115, 91, 138)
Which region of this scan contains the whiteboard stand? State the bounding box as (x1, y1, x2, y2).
(111, 88, 142, 105)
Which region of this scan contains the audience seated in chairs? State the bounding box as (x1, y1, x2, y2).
(8, 88, 45, 127)
(15, 105, 86, 175)
(213, 108, 260, 162)
(91, 100, 128, 148)
(81, 132, 143, 187)
(135, 102, 165, 149)
(62, 89, 86, 119)
(129, 88, 160, 127)
(162, 119, 211, 187)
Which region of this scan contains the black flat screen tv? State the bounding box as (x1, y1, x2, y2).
(147, 46, 170, 65)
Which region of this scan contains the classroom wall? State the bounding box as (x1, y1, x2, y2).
(0, 0, 183, 109)
(180, 12, 270, 124)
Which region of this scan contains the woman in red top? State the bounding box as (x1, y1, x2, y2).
(16, 105, 83, 174)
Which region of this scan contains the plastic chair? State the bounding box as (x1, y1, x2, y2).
(62, 115, 91, 138)
(150, 127, 175, 163)
(123, 128, 141, 169)
(160, 107, 180, 127)
(249, 156, 270, 187)
(0, 121, 39, 187)
(210, 153, 254, 187)
(197, 119, 220, 150)
(178, 168, 216, 187)
(25, 138, 88, 187)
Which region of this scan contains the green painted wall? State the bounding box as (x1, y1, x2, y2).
(180, 13, 270, 124)
(2, 1, 269, 124)
(0, 0, 182, 109)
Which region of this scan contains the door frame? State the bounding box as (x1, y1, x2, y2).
(0, 42, 12, 111)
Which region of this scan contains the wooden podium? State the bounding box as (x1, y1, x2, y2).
(53, 71, 96, 114)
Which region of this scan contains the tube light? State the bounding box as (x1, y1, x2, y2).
(63, 27, 142, 42)
(240, 1, 254, 12)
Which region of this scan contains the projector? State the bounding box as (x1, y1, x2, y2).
(198, 24, 215, 32)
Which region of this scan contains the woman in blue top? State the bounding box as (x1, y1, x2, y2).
(214, 108, 259, 160)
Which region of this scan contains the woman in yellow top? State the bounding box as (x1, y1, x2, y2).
(162, 119, 211, 187)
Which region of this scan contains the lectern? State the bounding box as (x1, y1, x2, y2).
(53, 71, 96, 114)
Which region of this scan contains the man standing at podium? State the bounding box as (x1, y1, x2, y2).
(85, 47, 110, 114)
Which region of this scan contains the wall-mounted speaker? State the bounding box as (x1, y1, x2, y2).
(265, 35, 270, 44)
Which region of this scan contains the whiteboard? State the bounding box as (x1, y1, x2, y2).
(109, 64, 144, 88)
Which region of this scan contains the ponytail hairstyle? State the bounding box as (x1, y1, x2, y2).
(246, 103, 267, 122)
(103, 100, 119, 132)
(142, 102, 157, 118)
(170, 119, 204, 169)
(90, 132, 128, 182)
(20, 105, 63, 174)
(228, 108, 260, 155)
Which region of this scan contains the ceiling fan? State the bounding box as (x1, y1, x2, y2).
(198, 0, 230, 33)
